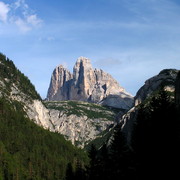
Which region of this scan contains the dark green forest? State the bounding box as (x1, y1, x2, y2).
(0, 98, 88, 180)
(0, 53, 88, 179)
(68, 89, 180, 180)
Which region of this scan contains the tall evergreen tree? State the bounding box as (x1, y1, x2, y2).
(74, 159, 87, 180)
(132, 89, 180, 179)
(109, 125, 135, 180)
(98, 144, 110, 180)
(87, 144, 99, 180)
(65, 163, 74, 180)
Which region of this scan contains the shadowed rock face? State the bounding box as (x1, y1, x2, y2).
(47, 57, 134, 109)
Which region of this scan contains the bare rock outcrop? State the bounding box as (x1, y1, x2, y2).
(47, 65, 73, 101)
(135, 69, 178, 106)
(45, 101, 116, 147)
(47, 57, 133, 109)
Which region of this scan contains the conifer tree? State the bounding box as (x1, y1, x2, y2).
(109, 125, 133, 179)
(132, 89, 180, 179)
(74, 159, 87, 180)
(65, 163, 74, 180)
(88, 144, 98, 180)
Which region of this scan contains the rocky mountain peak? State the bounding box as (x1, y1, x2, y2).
(47, 65, 73, 101)
(73, 56, 94, 86)
(73, 57, 93, 75)
(47, 57, 134, 109)
(58, 64, 65, 69)
(76, 56, 91, 64)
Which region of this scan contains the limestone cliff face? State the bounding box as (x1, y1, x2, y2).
(70, 57, 95, 101)
(47, 65, 73, 101)
(47, 57, 133, 109)
(9, 84, 54, 131)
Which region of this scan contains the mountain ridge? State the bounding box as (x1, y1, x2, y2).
(47, 56, 133, 109)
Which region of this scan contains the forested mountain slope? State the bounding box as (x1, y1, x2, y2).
(0, 53, 88, 179)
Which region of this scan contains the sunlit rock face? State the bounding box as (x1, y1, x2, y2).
(47, 65, 73, 101)
(134, 69, 179, 106)
(47, 57, 133, 109)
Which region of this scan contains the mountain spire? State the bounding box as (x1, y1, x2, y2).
(47, 57, 133, 109)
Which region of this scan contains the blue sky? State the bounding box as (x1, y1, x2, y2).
(0, 0, 180, 98)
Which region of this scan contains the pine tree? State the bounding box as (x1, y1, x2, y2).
(65, 163, 74, 180)
(88, 144, 98, 180)
(109, 125, 133, 179)
(132, 89, 180, 179)
(74, 159, 87, 180)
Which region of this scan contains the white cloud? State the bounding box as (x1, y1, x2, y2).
(14, 0, 28, 10)
(14, 18, 31, 33)
(0, 1, 10, 23)
(27, 14, 42, 27)
(0, 0, 42, 33)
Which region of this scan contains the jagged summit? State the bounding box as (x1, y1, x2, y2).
(47, 57, 134, 109)
(58, 64, 65, 68)
(74, 57, 92, 71)
(47, 64, 72, 101)
(76, 56, 91, 63)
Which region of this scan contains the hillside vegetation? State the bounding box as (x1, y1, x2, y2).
(0, 53, 88, 179)
(0, 53, 41, 100)
(0, 98, 88, 179)
(45, 100, 121, 148)
(45, 100, 119, 121)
